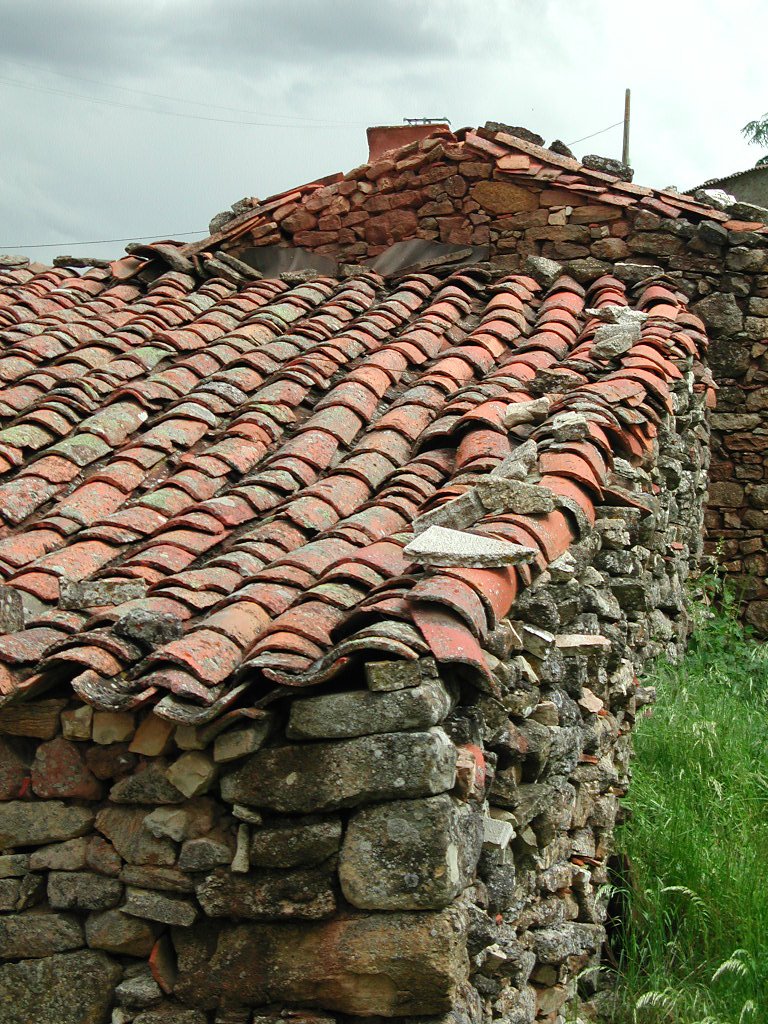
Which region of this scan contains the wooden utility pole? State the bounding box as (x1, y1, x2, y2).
(622, 88, 631, 165)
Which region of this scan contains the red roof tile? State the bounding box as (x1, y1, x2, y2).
(0, 146, 713, 719)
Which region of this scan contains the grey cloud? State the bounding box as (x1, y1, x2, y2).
(0, 0, 762, 265)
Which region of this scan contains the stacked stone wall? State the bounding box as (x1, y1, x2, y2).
(0, 358, 710, 1024)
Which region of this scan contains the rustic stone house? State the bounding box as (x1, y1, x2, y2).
(0, 121, 766, 1024)
(693, 164, 768, 209)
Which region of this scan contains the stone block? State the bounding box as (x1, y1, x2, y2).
(143, 800, 217, 843)
(0, 737, 27, 799)
(31, 737, 103, 800)
(250, 818, 342, 868)
(129, 714, 175, 756)
(115, 968, 163, 1010)
(124, 887, 198, 927)
(213, 719, 273, 763)
(86, 835, 122, 876)
(61, 705, 93, 741)
(92, 711, 135, 744)
(30, 837, 89, 872)
(120, 865, 196, 894)
(95, 807, 176, 866)
(114, 608, 183, 647)
(134, 1011, 206, 1024)
(0, 800, 94, 849)
(85, 742, 136, 779)
(0, 912, 84, 957)
(286, 678, 454, 740)
(0, 699, 67, 739)
(365, 657, 432, 692)
(178, 835, 232, 871)
(60, 577, 147, 609)
(109, 764, 186, 804)
(0, 877, 21, 910)
(403, 525, 537, 568)
(173, 906, 469, 1015)
(0, 585, 24, 632)
(340, 794, 483, 910)
(196, 864, 336, 920)
(0, 853, 29, 877)
(0, 950, 121, 1024)
(47, 871, 123, 911)
(708, 481, 745, 508)
(221, 728, 457, 813)
(691, 292, 744, 336)
(472, 180, 538, 214)
(166, 751, 217, 798)
(86, 908, 159, 957)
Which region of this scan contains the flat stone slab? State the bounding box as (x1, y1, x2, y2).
(196, 864, 336, 920)
(0, 801, 94, 849)
(221, 728, 457, 813)
(173, 906, 469, 1016)
(404, 526, 537, 568)
(554, 634, 612, 655)
(123, 886, 197, 927)
(249, 819, 342, 868)
(59, 578, 147, 610)
(286, 678, 454, 740)
(0, 912, 84, 958)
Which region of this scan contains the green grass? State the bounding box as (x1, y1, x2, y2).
(610, 580, 768, 1024)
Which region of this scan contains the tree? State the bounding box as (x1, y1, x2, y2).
(741, 116, 768, 166)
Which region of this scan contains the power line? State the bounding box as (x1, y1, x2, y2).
(0, 73, 362, 130)
(0, 56, 364, 127)
(0, 231, 206, 251)
(566, 120, 624, 147)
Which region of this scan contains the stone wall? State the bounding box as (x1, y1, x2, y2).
(0, 343, 710, 1024)
(211, 128, 767, 632)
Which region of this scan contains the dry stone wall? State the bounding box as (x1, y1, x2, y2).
(0, 357, 710, 1024)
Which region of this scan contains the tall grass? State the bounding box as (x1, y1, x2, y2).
(611, 580, 768, 1024)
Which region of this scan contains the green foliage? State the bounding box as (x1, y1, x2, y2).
(611, 575, 768, 1023)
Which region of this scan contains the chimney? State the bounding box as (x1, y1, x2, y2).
(367, 122, 452, 163)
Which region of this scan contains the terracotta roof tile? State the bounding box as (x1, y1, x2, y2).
(0, 242, 708, 717)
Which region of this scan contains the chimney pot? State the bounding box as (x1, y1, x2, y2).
(366, 123, 451, 163)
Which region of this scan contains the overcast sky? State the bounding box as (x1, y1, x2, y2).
(1, 0, 765, 265)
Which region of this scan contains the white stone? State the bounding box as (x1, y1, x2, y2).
(585, 304, 648, 325)
(231, 824, 250, 874)
(548, 551, 577, 581)
(482, 816, 515, 850)
(520, 624, 555, 658)
(404, 526, 537, 568)
(555, 634, 612, 655)
(503, 397, 551, 428)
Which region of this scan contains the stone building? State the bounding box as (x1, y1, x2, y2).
(0, 121, 765, 1023)
(693, 164, 768, 209)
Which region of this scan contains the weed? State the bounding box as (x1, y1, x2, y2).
(610, 575, 768, 1023)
